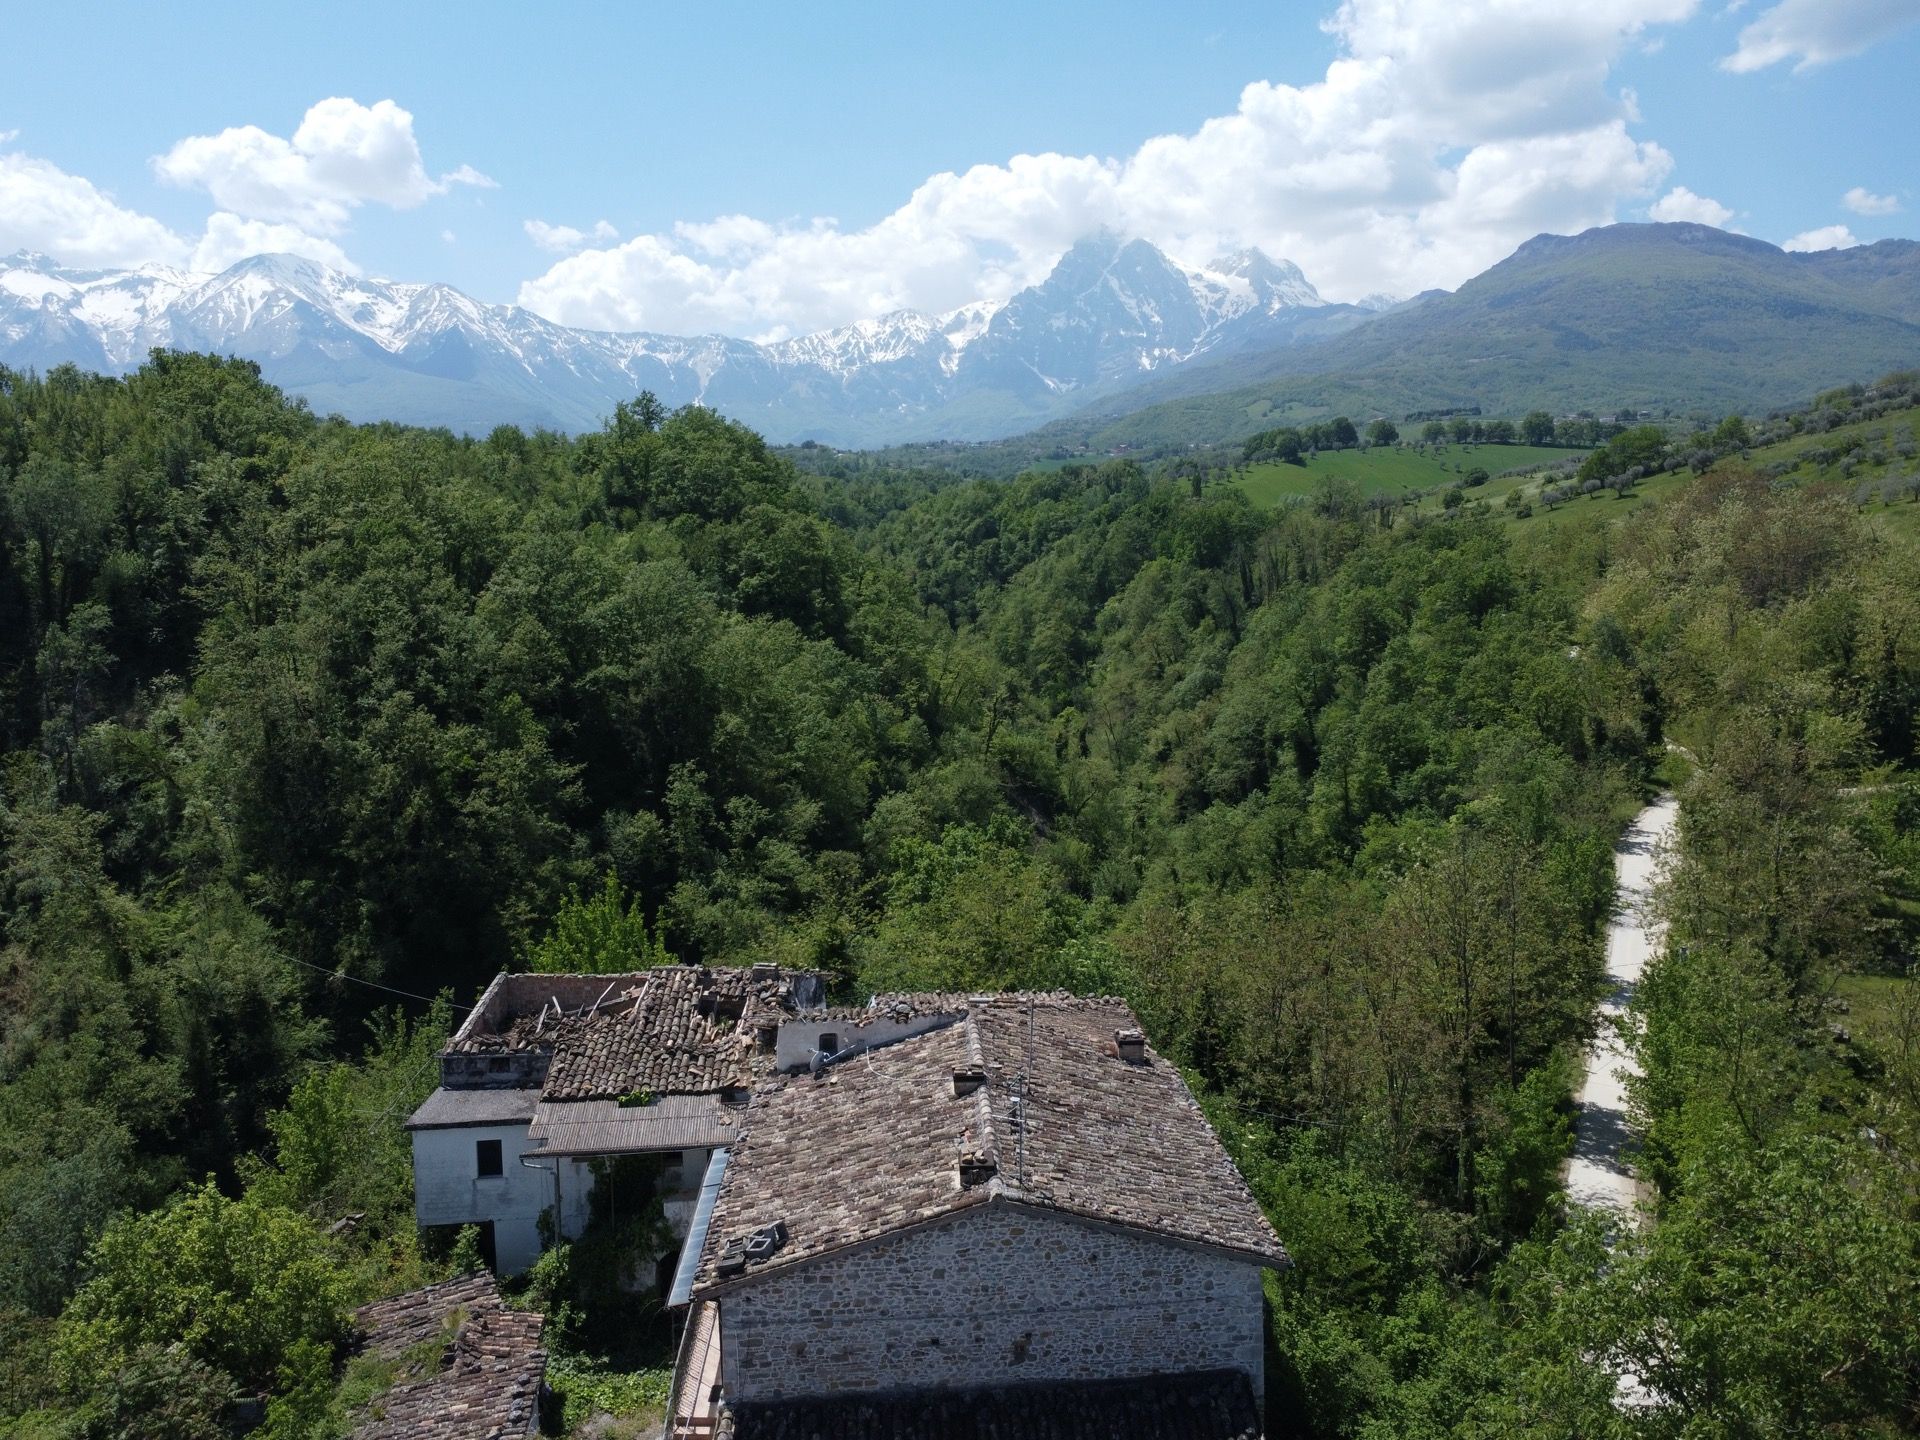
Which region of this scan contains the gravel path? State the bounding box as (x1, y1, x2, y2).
(1563, 795, 1678, 1219)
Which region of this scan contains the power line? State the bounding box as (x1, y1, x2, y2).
(285, 953, 473, 1011)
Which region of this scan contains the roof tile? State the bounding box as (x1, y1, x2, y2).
(693, 995, 1286, 1293)
(349, 1275, 545, 1440)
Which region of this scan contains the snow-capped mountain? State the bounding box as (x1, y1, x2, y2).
(0, 236, 1373, 446)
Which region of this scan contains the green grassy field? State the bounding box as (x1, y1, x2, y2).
(1220, 403, 1920, 549)
(1424, 462, 1690, 535)
(1231, 443, 1581, 506)
(1749, 410, 1920, 542)
(1360, 406, 1920, 543)
(1751, 409, 1920, 484)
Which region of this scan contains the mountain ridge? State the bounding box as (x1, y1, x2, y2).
(0, 237, 1365, 445)
(1002, 222, 1920, 458)
(8, 223, 1914, 453)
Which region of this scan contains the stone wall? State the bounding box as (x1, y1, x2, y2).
(717, 1203, 1265, 1403)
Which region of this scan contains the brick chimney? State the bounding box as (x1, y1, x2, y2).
(1115, 1028, 1147, 1064)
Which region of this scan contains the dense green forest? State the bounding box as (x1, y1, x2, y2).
(1, 355, 1915, 1436)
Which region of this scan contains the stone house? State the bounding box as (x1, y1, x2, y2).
(407, 974, 1285, 1436)
(665, 992, 1287, 1437)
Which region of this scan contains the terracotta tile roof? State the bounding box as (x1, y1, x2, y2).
(692, 995, 1287, 1294)
(442, 966, 828, 1103)
(970, 998, 1283, 1259)
(349, 1274, 545, 1440)
(725, 1368, 1262, 1440)
(540, 967, 780, 1100)
(700, 1022, 990, 1286)
(809, 993, 979, 1026)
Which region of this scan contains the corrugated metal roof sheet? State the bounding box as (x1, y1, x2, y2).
(406, 1086, 542, 1131)
(668, 1149, 730, 1307)
(526, 1094, 738, 1155)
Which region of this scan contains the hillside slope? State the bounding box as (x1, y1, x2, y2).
(1027, 224, 1920, 451)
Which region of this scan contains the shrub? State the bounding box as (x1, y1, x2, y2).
(73, 1344, 240, 1440)
(56, 1182, 350, 1392)
(545, 1355, 673, 1432)
(525, 872, 669, 973)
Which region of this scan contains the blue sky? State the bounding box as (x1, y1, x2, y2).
(2, 0, 1916, 338)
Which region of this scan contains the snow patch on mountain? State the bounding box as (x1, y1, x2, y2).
(0, 238, 1370, 445)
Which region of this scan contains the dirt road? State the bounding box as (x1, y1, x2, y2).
(1563, 795, 1678, 1219)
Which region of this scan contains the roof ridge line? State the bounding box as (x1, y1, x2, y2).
(961, 1010, 1006, 1196)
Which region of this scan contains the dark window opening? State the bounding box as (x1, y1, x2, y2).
(476, 1138, 504, 1177)
(819, 1032, 840, 1057)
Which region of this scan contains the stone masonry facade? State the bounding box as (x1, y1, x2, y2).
(718, 1203, 1265, 1403)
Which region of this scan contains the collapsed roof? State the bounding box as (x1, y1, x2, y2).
(442, 965, 826, 1097)
(349, 1274, 545, 1440)
(411, 965, 829, 1151)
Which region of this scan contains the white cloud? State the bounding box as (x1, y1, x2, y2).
(519, 0, 1696, 337)
(1843, 185, 1901, 215)
(442, 228, 457, 244)
(155, 97, 485, 234)
(1650, 185, 1735, 225)
(0, 99, 484, 278)
(190, 212, 358, 273)
(1783, 223, 1861, 251)
(524, 218, 619, 253)
(441, 163, 497, 190)
(1722, 0, 1920, 71)
(0, 129, 18, 146)
(0, 150, 189, 268)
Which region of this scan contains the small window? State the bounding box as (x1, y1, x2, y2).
(476, 1138, 504, 1178)
(819, 1032, 840, 1057)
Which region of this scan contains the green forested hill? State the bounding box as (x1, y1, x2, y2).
(1, 356, 1916, 1436)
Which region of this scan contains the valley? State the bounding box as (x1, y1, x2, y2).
(7, 8, 1920, 1435)
(2, 346, 1914, 1435)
